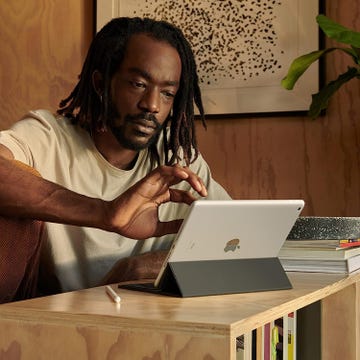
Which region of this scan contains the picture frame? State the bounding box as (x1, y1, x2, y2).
(97, 0, 320, 116)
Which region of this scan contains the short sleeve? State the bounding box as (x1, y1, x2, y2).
(0, 110, 56, 167)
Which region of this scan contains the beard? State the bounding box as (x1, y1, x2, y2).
(108, 102, 164, 151)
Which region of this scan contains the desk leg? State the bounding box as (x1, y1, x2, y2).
(321, 281, 359, 360)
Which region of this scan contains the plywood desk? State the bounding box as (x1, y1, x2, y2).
(0, 271, 359, 359)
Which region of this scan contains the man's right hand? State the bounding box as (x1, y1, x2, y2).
(104, 164, 208, 239)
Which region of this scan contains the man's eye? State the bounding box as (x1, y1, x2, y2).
(162, 91, 175, 99)
(132, 81, 145, 88)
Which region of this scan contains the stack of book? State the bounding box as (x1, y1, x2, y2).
(279, 216, 360, 274)
(279, 238, 360, 273)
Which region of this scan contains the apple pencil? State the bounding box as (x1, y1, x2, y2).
(105, 285, 121, 304)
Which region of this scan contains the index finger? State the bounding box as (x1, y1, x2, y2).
(178, 166, 208, 197)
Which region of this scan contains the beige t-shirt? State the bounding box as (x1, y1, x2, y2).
(0, 109, 231, 292)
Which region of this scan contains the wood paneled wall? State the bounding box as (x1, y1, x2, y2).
(0, 1, 93, 128)
(0, 1, 359, 216)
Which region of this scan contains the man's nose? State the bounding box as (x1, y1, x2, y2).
(139, 88, 160, 113)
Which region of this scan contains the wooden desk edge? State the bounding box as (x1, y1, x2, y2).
(1, 271, 359, 339)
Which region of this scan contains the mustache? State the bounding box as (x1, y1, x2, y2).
(125, 113, 160, 127)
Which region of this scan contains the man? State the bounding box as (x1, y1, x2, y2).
(0, 17, 230, 294)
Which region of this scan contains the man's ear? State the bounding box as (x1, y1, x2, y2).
(92, 70, 104, 96)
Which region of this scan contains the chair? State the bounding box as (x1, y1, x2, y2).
(0, 160, 44, 303)
(0, 217, 44, 303)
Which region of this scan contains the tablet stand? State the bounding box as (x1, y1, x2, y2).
(159, 257, 292, 297)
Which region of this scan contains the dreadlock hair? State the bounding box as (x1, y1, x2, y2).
(57, 17, 206, 166)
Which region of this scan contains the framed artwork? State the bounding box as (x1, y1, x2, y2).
(97, 0, 320, 116)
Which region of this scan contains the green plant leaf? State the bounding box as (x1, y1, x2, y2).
(281, 49, 335, 90)
(317, 15, 360, 47)
(308, 67, 359, 119)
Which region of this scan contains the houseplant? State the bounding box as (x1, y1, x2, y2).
(281, 14, 360, 119)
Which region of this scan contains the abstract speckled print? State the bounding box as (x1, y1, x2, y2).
(122, 0, 286, 88)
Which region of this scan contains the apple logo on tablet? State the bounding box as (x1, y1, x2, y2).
(224, 238, 240, 252)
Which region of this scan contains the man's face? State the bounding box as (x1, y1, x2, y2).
(108, 33, 182, 151)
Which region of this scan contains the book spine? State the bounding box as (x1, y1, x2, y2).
(287, 312, 297, 360)
(270, 320, 279, 360)
(282, 314, 289, 360)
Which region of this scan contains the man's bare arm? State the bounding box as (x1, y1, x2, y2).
(0, 147, 107, 229)
(0, 144, 207, 239)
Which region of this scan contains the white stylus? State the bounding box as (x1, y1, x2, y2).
(105, 285, 121, 303)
